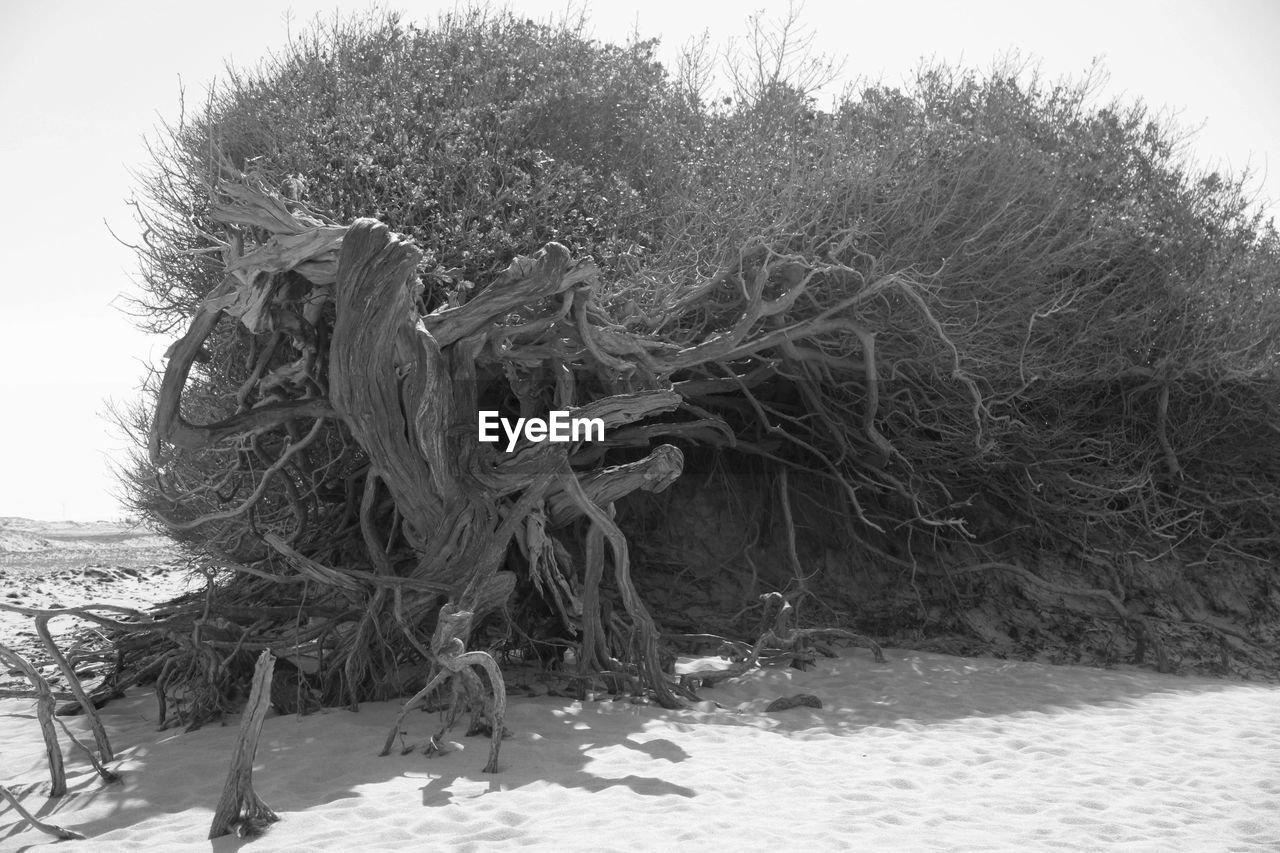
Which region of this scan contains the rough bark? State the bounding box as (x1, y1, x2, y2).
(380, 604, 507, 772)
(0, 644, 66, 796)
(0, 785, 85, 841)
(208, 650, 279, 839)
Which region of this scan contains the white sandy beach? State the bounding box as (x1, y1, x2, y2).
(3, 641, 1278, 851)
(2, 520, 1278, 851)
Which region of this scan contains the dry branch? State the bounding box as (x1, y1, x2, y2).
(0, 604, 143, 763)
(209, 650, 279, 839)
(380, 604, 507, 772)
(0, 784, 85, 841)
(0, 644, 66, 796)
(53, 715, 120, 785)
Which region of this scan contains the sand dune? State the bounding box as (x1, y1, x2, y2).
(0, 534, 53, 554)
(0, 566, 193, 694)
(0, 519, 169, 550)
(3, 647, 1277, 851)
(0, 519, 191, 688)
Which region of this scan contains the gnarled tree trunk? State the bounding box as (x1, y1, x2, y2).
(148, 182, 695, 721)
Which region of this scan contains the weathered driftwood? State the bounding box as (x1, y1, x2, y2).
(0, 784, 85, 841)
(380, 604, 507, 773)
(54, 715, 120, 785)
(0, 602, 157, 762)
(145, 184, 697, 730)
(208, 650, 279, 839)
(31, 611, 114, 762)
(0, 644, 66, 796)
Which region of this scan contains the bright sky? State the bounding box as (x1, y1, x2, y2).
(0, 0, 1276, 521)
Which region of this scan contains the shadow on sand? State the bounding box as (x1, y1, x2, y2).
(1, 647, 1262, 849)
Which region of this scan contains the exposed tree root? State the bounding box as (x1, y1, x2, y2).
(380, 604, 507, 773)
(0, 603, 158, 762)
(942, 562, 1173, 671)
(0, 644, 66, 796)
(103, 160, 1279, 772)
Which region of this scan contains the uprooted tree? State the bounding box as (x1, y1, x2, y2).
(108, 9, 1280, 732)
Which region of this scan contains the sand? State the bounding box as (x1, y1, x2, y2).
(3, 649, 1278, 850)
(2, 528, 1278, 851)
(0, 519, 193, 693)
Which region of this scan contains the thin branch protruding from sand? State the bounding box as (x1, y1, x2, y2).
(0, 784, 85, 840)
(0, 603, 146, 763)
(0, 643, 67, 796)
(54, 715, 121, 785)
(209, 650, 280, 839)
